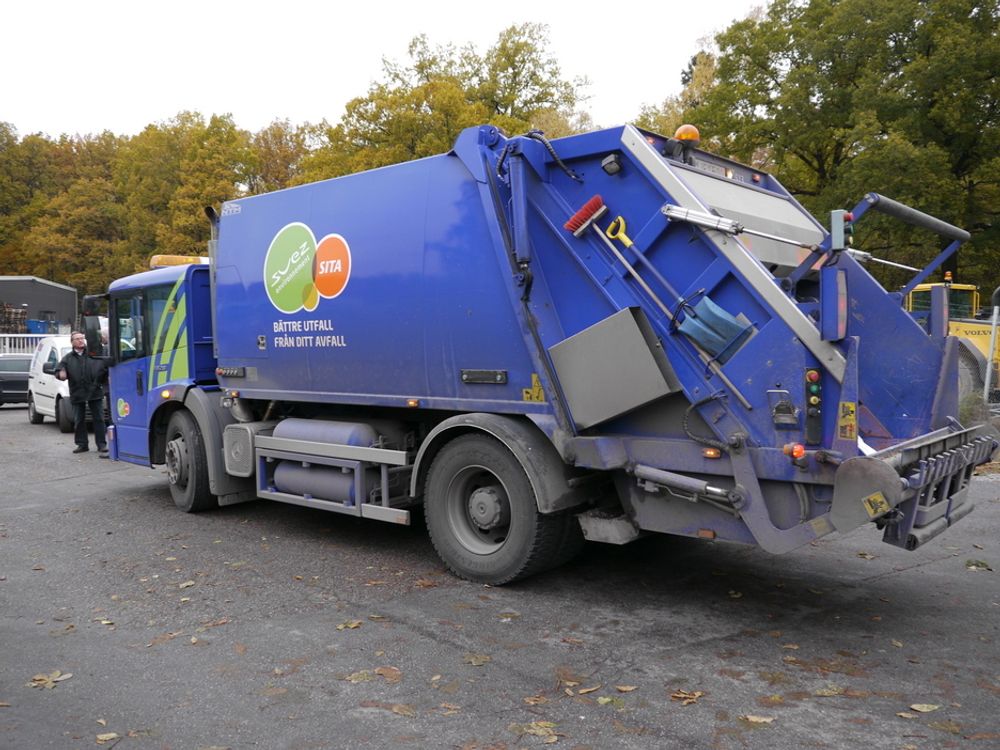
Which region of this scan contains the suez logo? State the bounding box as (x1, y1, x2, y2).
(263, 222, 352, 314)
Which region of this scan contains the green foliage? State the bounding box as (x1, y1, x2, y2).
(300, 23, 588, 182)
(685, 0, 999, 288)
(3, 8, 995, 302)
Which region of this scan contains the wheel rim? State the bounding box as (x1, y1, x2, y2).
(444, 464, 512, 555)
(165, 435, 188, 489)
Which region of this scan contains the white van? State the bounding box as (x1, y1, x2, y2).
(27, 335, 75, 430)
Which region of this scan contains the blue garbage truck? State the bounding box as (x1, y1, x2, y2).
(83, 124, 996, 584)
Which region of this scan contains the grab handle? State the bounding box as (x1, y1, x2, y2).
(863, 193, 970, 243)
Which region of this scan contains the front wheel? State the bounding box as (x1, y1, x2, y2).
(164, 410, 216, 512)
(56, 397, 74, 433)
(28, 395, 44, 424)
(424, 433, 579, 585)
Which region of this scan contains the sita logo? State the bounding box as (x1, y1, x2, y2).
(264, 222, 352, 314)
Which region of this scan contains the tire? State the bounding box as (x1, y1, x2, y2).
(424, 433, 578, 585)
(56, 397, 74, 433)
(164, 410, 216, 512)
(958, 345, 986, 402)
(27, 394, 44, 424)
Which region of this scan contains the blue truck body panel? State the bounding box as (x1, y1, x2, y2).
(98, 123, 995, 571)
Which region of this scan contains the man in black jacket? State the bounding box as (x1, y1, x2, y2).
(56, 331, 109, 455)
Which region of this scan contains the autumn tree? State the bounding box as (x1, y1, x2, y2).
(301, 24, 589, 182)
(683, 0, 999, 286)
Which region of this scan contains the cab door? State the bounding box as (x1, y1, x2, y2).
(109, 293, 151, 464)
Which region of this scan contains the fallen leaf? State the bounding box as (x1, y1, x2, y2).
(561, 637, 584, 645)
(27, 671, 72, 689)
(147, 631, 182, 648)
(439, 702, 461, 715)
(973, 544, 984, 550)
(178, 580, 195, 589)
(615, 685, 638, 693)
(336, 620, 362, 631)
(670, 689, 704, 706)
(463, 653, 491, 667)
(0, 702, 10, 707)
(896, 712, 918, 719)
(814, 685, 846, 697)
(910, 703, 941, 713)
(365, 579, 386, 586)
(345, 670, 373, 684)
(390, 703, 416, 717)
(782, 644, 800, 650)
(414, 578, 438, 588)
(509, 721, 559, 740)
(728, 590, 743, 599)
(740, 715, 775, 724)
(928, 720, 963, 734)
(857, 552, 875, 560)
(891, 640, 904, 648)
(524, 695, 548, 705)
(578, 685, 601, 695)
(95, 733, 120, 744)
(966, 560, 993, 572)
(597, 696, 626, 709)
(368, 615, 387, 621)
(375, 666, 402, 684)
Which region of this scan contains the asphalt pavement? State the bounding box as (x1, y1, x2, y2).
(0, 404, 998, 749)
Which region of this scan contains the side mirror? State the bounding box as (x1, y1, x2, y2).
(42, 363, 56, 375)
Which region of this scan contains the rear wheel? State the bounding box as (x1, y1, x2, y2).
(165, 410, 216, 512)
(27, 394, 44, 424)
(424, 433, 579, 585)
(56, 397, 74, 433)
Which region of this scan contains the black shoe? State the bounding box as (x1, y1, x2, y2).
(98, 453, 110, 459)
(98, 446, 109, 454)
(72, 446, 89, 454)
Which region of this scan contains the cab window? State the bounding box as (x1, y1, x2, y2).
(112, 294, 144, 361)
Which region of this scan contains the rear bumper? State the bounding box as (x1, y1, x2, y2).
(831, 423, 997, 549)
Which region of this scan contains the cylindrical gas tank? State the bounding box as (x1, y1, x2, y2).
(273, 418, 378, 447)
(273, 462, 378, 505)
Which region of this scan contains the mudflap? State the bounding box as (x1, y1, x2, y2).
(831, 423, 997, 550)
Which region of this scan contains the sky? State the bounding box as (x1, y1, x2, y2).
(2, 0, 764, 139)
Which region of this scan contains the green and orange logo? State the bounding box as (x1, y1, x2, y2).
(264, 222, 352, 313)
(117, 398, 131, 418)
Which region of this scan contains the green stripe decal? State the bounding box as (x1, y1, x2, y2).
(156, 295, 187, 387)
(168, 328, 189, 382)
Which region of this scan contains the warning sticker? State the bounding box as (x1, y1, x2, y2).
(837, 401, 857, 440)
(862, 491, 891, 519)
(522, 373, 546, 402)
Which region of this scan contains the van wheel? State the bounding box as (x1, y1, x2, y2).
(424, 434, 574, 585)
(165, 410, 216, 512)
(28, 395, 44, 424)
(56, 398, 74, 433)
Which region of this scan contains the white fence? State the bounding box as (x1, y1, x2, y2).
(0, 334, 45, 354)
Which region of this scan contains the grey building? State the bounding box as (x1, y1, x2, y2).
(0, 276, 78, 333)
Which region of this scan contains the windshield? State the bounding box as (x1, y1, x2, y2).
(910, 289, 976, 319)
(0, 358, 30, 372)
